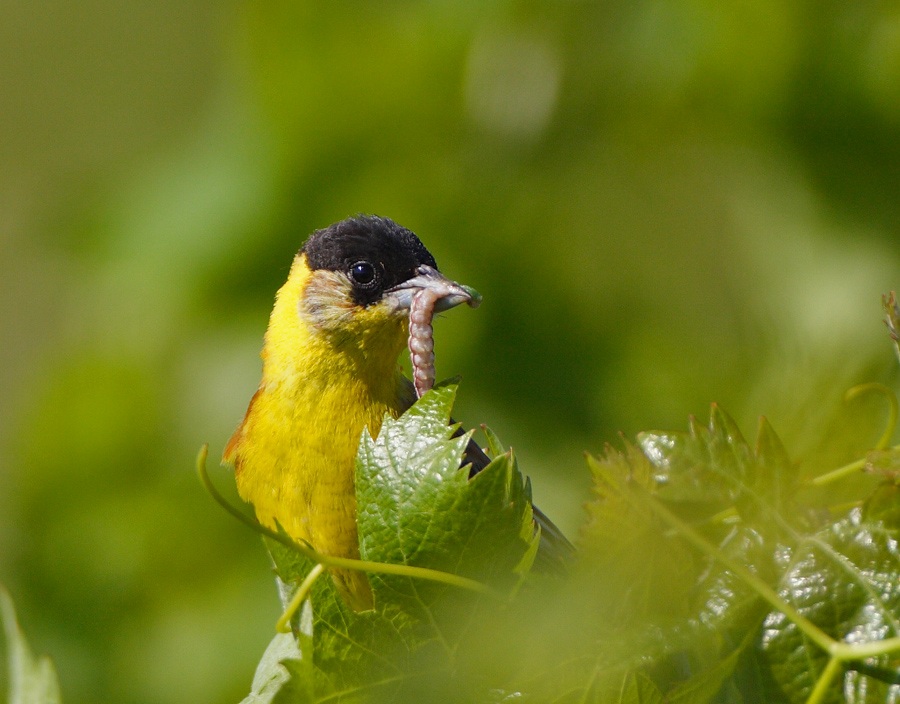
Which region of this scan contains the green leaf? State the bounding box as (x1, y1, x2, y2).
(1, 584, 62, 704)
(747, 416, 798, 526)
(636, 407, 801, 537)
(582, 443, 699, 629)
(356, 384, 534, 593)
(637, 405, 754, 508)
(761, 506, 900, 704)
(584, 407, 876, 703)
(678, 524, 768, 639)
(481, 424, 507, 457)
(582, 422, 772, 641)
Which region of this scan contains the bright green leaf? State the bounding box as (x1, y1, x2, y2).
(481, 424, 506, 457)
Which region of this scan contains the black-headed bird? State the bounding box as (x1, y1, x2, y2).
(224, 215, 570, 611)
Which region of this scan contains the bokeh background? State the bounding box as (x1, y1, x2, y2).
(2, 3, 899, 703)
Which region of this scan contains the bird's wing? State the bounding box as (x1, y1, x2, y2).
(222, 387, 263, 466)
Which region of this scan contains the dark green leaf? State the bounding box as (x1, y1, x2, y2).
(761, 507, 900, 703)
(583, 433, 768, 642)
(636, 406, 801, 535)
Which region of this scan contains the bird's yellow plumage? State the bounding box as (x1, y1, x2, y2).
(224, 249, 415, 610)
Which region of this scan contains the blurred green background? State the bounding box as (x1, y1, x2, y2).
(1, 2, 899, 703)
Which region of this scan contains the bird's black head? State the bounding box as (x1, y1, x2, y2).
(302, 216, 438, 307)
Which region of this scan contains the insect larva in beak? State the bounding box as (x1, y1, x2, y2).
(409, 287, 441, 398)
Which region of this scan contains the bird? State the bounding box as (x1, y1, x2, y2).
(223, 215, 571, 611)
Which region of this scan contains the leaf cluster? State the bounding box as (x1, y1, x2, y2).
(580, 403, 900, 704)
(242, 379, 900, 704)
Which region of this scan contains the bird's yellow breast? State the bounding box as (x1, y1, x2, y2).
(224, 254, 410, 609)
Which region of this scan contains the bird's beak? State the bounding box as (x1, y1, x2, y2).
(385, 265, 482, 315)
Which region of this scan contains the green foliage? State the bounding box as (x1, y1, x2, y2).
(243, 381, 900, 704)
(355, 383, 536, 591)
(761, 502, 900, 704)
(1, 585, 61, 704)
(583, 403, 900, 704)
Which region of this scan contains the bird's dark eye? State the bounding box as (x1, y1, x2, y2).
(349, 261, 377, 286)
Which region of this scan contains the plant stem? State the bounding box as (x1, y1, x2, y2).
(197, 446, 499, 600)
(811, 443, 900, 487)
(805, 656, 840, 704)
(277, 563, 325, 633)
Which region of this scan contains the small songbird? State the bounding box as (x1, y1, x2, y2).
(224, 215, 570, 611)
